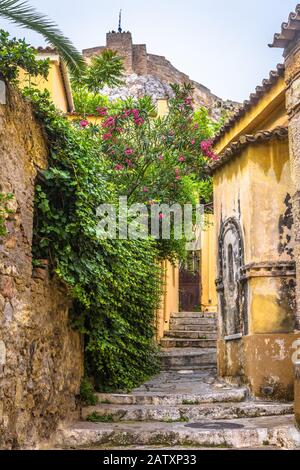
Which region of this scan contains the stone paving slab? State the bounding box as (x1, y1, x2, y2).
(96, 370, 247, 405)
(82, 402, 294, 422)
(54, 415, 300, 449)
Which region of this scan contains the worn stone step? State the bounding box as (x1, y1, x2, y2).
(170, 317, 217, 326)
(160, 338, 216, 348)
(169, 323, 217, 332)
(55, 415, 300, 449)
(95, 388, 247, 406)
(161, 348, 217, 370)
(171, 312, 216, 319)
(82, 402, 294, 423)
(165, 330, 217, 340)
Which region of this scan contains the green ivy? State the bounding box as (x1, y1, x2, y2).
(0, 30, 49, 83)
(24, 88, 162, 391)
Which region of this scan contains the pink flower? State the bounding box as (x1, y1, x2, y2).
(158, 155, 164, 161)
(125, 158, 133, 167)
(102, 116, 115, 129)
(143, 187, 149, 193)
(80, 119, 89, 128)
(123, 110, 131, 118)
(96, 107, 107, 116)
(206, 150, 219, 161)
(125, 148, 134, 156)
(175, 176, 181, 181)
(103, 133, 112, 141)
(200, 139, 213, 154)
(134, 117, 145, 126)
(185, 97, 193, 106)
(114, 164, 124, 171)
(159, 213, 164, 220)
(116, 127, 124, 133)
(131, 108, 140, 117)
(194, 123, 199, 129)
(191, 139, 196, 145)
(178, 155, 186, 162)
(169, 130, 175, 136)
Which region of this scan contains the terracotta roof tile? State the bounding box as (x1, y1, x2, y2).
(270, 5, 300, 49)
(36, 46, 57, 53)
(212, 64, 285, 146)
(208, 126, 288, 174)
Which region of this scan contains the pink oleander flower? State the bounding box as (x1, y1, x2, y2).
(116, 127, 124, 133)
(80, 119, 89, 128)
(96, 107, 108, 116)
(178, 155, 186, 162)
(159, 213, 164, 220)
(169, 130, 175, 136)
(185, 97, 193, 106)
(125, 148, 134, 156)
(134, 117, 145, 126)
(114, 164, 124, 171)
(125, 158, 133, 167)
(206, 150, 219, 161)
(191, 139, 196, 145)
(200, 139, 213, 154)
(131, 108, 140, 117)
(158, 155, 164, 161)
(103, 133, 112, 141)
(102, 116, 116, 129)
(143, 187, 149, 193)
(175, 176, 181, 181)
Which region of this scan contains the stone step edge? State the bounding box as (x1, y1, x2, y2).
(54, 416, 300, 449)
(81, 402, 294, 421)
(94, 389, 247, 405)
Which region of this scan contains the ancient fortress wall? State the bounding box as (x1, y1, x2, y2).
(83, 32, 220, 108)
(0, 85, 83, 449)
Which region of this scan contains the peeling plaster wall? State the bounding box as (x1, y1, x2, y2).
(213, 138, 299, 399)
(0, 85, 83, 449)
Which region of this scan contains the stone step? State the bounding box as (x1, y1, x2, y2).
(165, 330, 217, 340)
(160, 348, 217, 370)
(160, 338, 216, 348)
(169, 323, 217, 332)
(170, 317, 217, 326)
(82, 402, 294, 423)
(171, 312, 216, 319)
(55, 415, 299, 449)
(95, 388, 247, 406)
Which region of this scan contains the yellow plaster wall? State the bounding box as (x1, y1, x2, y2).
(201, 214, 217, 312)
(156, 260, 179, 341)
(214, 139, 293, 335)
(19, 61, 69, 113)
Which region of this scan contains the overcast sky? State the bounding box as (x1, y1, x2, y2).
(1, 0, 297, 101)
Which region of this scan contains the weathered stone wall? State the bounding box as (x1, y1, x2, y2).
(0, 84, 84, 449)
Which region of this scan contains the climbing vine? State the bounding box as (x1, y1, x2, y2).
(1, 32, 220, 391)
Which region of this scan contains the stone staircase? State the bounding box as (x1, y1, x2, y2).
(160, 312, 217, 371)
(52, 369, 299, 450)
(50, 312, 300, 450)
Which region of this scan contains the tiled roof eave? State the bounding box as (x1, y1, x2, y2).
(208, 127, 288, 174)
(270, 5, 300, 48)
(212, 64, 285, 146)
